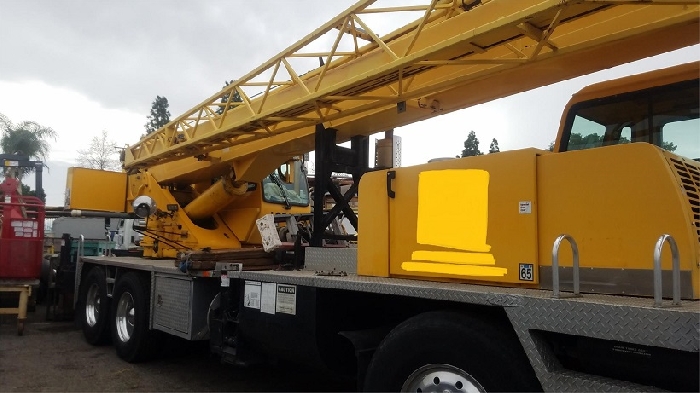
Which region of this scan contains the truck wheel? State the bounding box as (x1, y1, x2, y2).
(363, 311, 541, 392)
(111, 272, 161, 362)
(80, 266, 111, 345)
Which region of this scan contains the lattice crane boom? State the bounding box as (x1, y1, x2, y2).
(125, 0, 700, 174)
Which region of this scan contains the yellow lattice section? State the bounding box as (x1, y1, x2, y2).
(125, 0, 700, 171)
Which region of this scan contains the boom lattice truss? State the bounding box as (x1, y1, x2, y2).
(125, 0, 700, 170)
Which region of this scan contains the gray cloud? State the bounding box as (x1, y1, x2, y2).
(0, 1, 343, 115)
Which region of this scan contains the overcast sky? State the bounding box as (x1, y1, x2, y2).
(1, 1, 698, 206)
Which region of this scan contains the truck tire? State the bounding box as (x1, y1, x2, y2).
(363, 311, 541, 392)
(80, 266, 111, 345)
(110, 272, 161, 363)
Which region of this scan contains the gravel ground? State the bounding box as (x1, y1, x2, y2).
(0, 302, 355, 392)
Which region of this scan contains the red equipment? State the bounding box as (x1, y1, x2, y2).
(0, 177, 45, 279)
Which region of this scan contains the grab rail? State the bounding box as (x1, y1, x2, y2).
(552, 234, 580, 299)
(653, 234, 681, 307)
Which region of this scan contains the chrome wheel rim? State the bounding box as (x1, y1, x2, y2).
(115, 291, 135, 343)
(402, 364, 485, 393)
(85, 283, 100, 327)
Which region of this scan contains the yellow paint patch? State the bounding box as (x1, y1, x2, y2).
(404, 168, 507, 278)
(416, 169, 490, 252)
(402, 262, 507, 277)
(411, 250, 495, 265)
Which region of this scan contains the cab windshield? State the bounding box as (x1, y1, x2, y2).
(560, 79, 699, 160)
(262, 160, 309, 207)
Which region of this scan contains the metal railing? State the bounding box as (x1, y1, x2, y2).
(78, 235, 85, 261)
(653, 234, 681, 307)
(551, 234, 580, 299)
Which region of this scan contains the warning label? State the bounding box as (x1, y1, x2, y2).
(275, 284, 297, 315)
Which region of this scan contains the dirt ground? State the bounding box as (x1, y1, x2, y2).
(0, 301, 355, 392)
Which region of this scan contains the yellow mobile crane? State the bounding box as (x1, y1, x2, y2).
(66, 1, 699, 391)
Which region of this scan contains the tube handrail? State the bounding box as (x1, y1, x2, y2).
(552, 234, 580, 298)
(653, 234, 681, 307)
(78, 234, 85, 261)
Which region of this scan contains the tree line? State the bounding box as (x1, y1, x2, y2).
(461, 131, 500, 157)
(461, 130, 678, 157)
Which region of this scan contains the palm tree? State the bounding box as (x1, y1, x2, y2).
(0, 113, 57, 180)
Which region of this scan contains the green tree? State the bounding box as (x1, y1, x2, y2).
(461, 131, 483, 157)
(556, 132, 677, 152)
(20, 183, 46, 202)
(0, 112, 57, 180)
(216, 80, 243, 115)
(488, 138, 500, 154)
(567, 132, 605, 151)
(660, 141, 677, 152)
(77, 130, 121, 171)
(144, 96, 171, 134)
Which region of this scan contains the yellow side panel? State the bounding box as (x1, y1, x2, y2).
(64, 167, 127, 212)
(537, 143, 699, 299)
(388, 149, 539, 285)
(357, 170, 390, 277)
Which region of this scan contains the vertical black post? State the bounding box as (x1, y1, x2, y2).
(311, 124, 370, 247)
(312, 124, 331, 247)
(351, 135, 369, 184)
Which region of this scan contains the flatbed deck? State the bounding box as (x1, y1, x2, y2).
(80, 252, 699, 391)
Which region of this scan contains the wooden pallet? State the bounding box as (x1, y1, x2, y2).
(179, 248, 277, 271)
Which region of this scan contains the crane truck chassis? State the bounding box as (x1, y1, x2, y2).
(74, 61, 699, 392)
(63, 1, 699, 391)
(76, 249, 698, 392)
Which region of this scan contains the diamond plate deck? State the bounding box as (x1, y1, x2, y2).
(230, 268, 698, 391)
(305, 247, 357, 272)
(81, 254, 699, 392)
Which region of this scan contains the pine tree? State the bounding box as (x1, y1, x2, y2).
(144, 96, 171, 134)
(216, 80, 243, 115)
(488, 138, 500, 154)
(461, 131, 483, 157)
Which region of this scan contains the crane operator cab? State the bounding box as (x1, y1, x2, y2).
(555, 63, 699, 161)
(262, 160, 309, 207)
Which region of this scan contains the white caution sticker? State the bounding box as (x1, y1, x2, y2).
(275, 284, 297, 315)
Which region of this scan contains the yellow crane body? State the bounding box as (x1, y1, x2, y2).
(65, 0, 699, 281)
(359, 145, 699, 298)
(359, 61, 700, 299)
(65, 1, 700, 389)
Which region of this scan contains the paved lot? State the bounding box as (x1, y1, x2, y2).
(0, 303, 355, 392)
